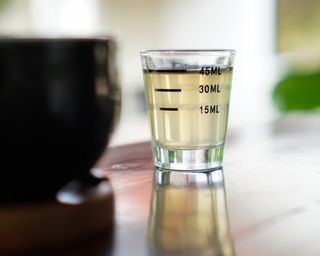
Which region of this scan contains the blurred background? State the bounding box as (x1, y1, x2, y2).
(0, 0, 319, 146)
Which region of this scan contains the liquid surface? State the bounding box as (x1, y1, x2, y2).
(144, 68, 233, 148)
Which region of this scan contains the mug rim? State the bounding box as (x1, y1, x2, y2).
(0, 35, 115, 43)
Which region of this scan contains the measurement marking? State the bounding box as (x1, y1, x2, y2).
(146, 69, 188, 73)
(155, 88, 181, 92)
(159, 107, 178, 111)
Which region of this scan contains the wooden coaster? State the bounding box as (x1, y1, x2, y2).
(0, 174, 114, 254)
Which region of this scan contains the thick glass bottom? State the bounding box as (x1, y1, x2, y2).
(152, 143, 224, 171)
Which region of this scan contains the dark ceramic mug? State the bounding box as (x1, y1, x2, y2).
(0, 37, 120, 203)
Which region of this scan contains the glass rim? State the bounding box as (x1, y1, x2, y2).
(141, 49, 236, 55)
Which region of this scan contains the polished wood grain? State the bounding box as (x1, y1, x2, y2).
(96, 142, 153, 256)
(96, 113, 320, 256)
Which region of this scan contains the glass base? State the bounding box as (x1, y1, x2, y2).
(152, 144, 224, 171)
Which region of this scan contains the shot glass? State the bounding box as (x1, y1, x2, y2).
(141, 50, 235, 171)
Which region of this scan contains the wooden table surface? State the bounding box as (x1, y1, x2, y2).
(95, 113, 320, 256)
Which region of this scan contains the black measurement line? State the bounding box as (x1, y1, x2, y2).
(145, 69, 188, 73)
(155, 88, 181, 92)
(159, 107, 178, 111)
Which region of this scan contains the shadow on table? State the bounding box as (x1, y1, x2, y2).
(148, 167, 234, 256)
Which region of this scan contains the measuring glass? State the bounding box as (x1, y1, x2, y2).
(141, 50, 235, 171)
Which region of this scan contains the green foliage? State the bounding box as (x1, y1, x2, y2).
(273, 69, 320, 112)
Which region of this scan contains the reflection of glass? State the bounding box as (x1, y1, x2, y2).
(148, 168, 234, 256)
